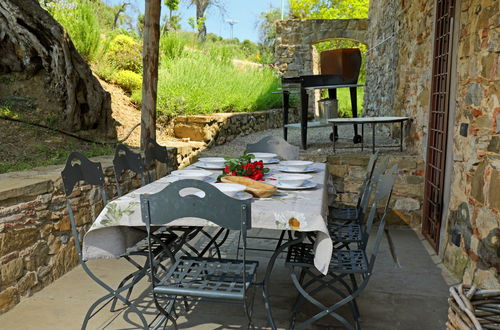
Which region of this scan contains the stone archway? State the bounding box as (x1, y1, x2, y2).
(275, 19, 368, 77)
(275, 19, 368, 114)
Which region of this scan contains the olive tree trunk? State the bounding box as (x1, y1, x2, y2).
(141, 0, 161, 149)
(0, 0, 113, 134)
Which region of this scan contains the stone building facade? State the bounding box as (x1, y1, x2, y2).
(275, 0, 498, 286)
(368, 0, 499, 287)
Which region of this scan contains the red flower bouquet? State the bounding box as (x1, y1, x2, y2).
(220, 152, 270, 181)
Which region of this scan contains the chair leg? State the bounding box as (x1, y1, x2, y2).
(288, 268, 356, 330)
(244, 292, 256, 329)
(349, 274, 361, 321)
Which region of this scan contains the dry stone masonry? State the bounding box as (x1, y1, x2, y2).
(0, 152, 176, 314)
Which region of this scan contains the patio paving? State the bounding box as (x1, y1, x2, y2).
(198, 123, 400, 161)
(0, 226, 457, 329)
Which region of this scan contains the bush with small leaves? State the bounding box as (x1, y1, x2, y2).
(104, 34, 142, 73)
(112, 70, 142, 93)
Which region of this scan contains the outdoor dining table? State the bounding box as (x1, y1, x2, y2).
(82, 162, 332, 328)
(328, 116, 411, 153)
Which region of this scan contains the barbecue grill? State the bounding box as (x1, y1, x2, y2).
(281, 48, 363, 149)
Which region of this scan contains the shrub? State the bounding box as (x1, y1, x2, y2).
(160, 33, 187, 61)
(48, 0, 103, 62)
(92, 60, 118, 82)
(104, 34, 142, 73)
(112, 70, 142, 93)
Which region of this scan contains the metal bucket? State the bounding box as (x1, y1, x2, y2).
(317, 98, 338, 123)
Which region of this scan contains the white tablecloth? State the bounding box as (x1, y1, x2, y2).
(82, 163, 332, 274)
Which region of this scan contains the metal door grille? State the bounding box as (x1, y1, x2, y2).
(422, 0, 455, 251)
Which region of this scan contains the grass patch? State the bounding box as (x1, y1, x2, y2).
(132, 52, 282, 116)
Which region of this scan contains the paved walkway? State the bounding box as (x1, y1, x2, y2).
(0, 226, 457, 329)
(198, 124, 401, 163)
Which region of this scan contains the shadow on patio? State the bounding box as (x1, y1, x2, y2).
(0, 225, 456, 329)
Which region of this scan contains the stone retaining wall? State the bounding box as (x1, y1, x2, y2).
(0, 152, 177, 314)
(171, 108, 301, 168)
(173, 108, 300, 144)
(328, 153, 424, 227)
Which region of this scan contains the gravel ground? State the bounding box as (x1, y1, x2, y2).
(199, 124, 397, 161)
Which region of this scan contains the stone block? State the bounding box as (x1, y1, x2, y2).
(406, 175, 424, 184)
(488, 168, 500, 210)
(173, 123, 205, 141)
(327, 164, 349, 177)
(393, 183, 423, 198)
(0, 227, 39, 256)
(471, 161, 486, 203)
(17, 271, 37, 296)
(0, 180, 53, 202)
(394, 197, 421, 211)
(0, 257, 24, 284)
(0, 287, 19, 313)
(25, 241, 50, 271)
(487, 136, 500, 152)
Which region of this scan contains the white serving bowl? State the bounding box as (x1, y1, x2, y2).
(279, 160, 314, 172)
(274, 174, 312, 188)
(250, 152, 278, 162)
(198, 157, 226, 168)
(170, 169, 212, 181)
(211, 183, 246, 197)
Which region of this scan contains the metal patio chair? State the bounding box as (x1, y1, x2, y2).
(61, 152, 178, 329)
(285, 168, 396, 330)
(246, 135, 300, 160)
(328, 152, 384, 224)
(328, 165, 397, 253)
(140, 179, 259, 329)
(61, 152, 150, 329)
(113, 144, 145, 197)
(144, 138, 169, 183)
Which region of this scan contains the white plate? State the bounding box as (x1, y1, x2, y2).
(262, 158, 280, 164)
(160, 175, 215, 183)
(194, 161, 225, 170)
(277, 166, 317, 173)
(234, 192, 253, 200)
(273, 180, 317, 190)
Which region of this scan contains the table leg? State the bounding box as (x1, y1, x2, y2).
(300, 87, 308, 150)
(262, 231, 305, 330)
(332, 124, 336, 153)
(372, 123, 376, 154)
(283, 91, 290, 141)
(361, 123, 364, 152)
(400, 121, 404, 152)
(350, 87, 362, 144)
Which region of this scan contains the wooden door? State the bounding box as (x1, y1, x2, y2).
(422, 0, 456, 251)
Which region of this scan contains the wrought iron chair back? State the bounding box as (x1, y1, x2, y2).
(362, 164, 397, 261)
(144, 138, 169, 182)
(246, 135, 299, 160)
(358, 155, 389, 218)
(355, 151, 379, 208)
(61, 152, 107, 201)
(285, 165, 397, 330)
(113, 144, 145, 196)
(61, 152, 149, 329)
(140, 179, 256, 328)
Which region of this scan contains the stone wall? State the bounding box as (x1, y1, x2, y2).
(328, 153, 425, 227)
(365, 0, 435, 154)
(442, 0, 499, 288)
(172, 107, 301, 167)
(0, 152, 177, 314)
(367, 0, 499, 287)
